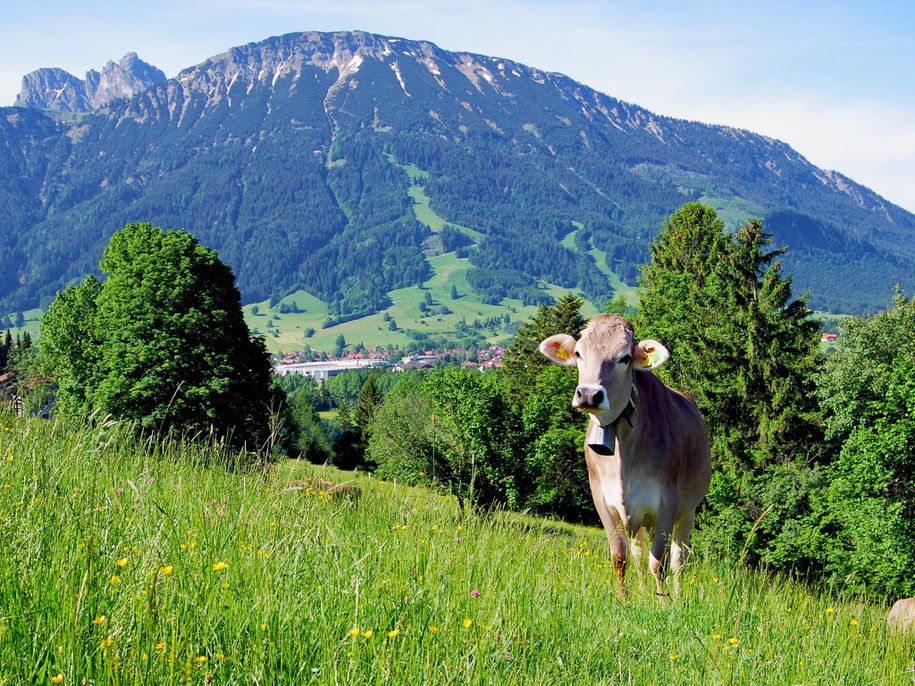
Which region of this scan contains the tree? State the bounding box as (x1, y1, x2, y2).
(41, 223, 274, 451)
(39, 276, 102, 416)
(334, 334, 347, 357)
(636, 205, 823, 565)
(817, 290, 915, 597)
(451, 284, 459, 300)
(502, 293, 586, 400)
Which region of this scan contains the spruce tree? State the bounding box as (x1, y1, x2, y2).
(636, 204, 823, 564)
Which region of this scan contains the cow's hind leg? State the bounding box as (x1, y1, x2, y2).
(670, 511, 696, 597)
(629, 527, 647, 593)
(649, 506, 676, 601)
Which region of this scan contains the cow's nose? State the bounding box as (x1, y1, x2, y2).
(574, 385, 605, 408)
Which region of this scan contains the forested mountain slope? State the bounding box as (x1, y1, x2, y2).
(2, 30, 913, 315)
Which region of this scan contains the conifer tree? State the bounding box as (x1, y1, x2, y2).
(636, 204, 823, 564)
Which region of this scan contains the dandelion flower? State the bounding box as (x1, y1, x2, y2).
(825, 607, 834, 615)
(348, 626, 360, 637)
(669, 652, 679, 661)
(260, 623, 267, 630)
(50, 674, 63, 684)
(155, 642, 166, 651)
(108, 575, 121, 585)
(195, 656, 207, 664)
(116, 557, 128, 568)
(212, 561, 228, 572)
(462, 618, 472, 630)
(711, 633, 721, 641)
(101, 638, 114, 649)
(159, 565, 173, 576)
(216, 652, 226, 662)
(362, 630, 373, 639)
(387, 629, 400, 638)
(221, 582, 230, 590)
(728, 637, 739, 648)
(92, 615, 106, 625)
(428, 625, 439, 634)
(850, 618, 859, 627)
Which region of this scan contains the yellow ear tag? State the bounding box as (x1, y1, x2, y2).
(643, 346, 657, 368)
(556, 347, 569, 361)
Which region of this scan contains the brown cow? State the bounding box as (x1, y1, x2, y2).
(540, 315, 711, 598)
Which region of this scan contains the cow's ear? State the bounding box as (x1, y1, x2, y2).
(634, 339, 669, 370)
(539, 334, 577, 366)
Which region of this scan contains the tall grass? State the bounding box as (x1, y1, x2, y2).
(0, 411, 911, 684)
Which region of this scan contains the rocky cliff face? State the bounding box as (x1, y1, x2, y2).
(14, 53, 165, 112)
(14, 67, 92, 112)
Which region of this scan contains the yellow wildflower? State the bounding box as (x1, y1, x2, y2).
(711, 633, 721, 641)
(50, 674, 63, 684)
(101, 638, 114, 649)
(92, 615, 106, 625)
(669, 652, 679, 661)
(362, 629, 373, 638)
(462, 618, 472, 629)
(428, 625, 439, 634)
(850, 618, 859, 627)
(108, 575, 121, 585)
(159, 565, 173, 576)
(387, 629, 400, 638)
(215, 652, 226, 662)
(825, 607, 834, 615)
(116, 557, 128, 568)
(728, 637, 739, 648)
(348, 626, 360, 637)
(221, 582, 230, 590)
(195, 656, 207, 664)
(155, 642, 166, 651)
(260, 623, 267, 630)
(212, 561, 228, 572)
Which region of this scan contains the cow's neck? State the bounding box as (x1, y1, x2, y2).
(587, 383, 637, 456)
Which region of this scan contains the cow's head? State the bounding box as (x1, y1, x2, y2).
(538, 315, 669, 424)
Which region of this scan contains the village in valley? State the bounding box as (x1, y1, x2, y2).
(272, 344, 506, 380)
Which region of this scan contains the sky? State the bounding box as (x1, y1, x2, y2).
(2, 0, 914, 211)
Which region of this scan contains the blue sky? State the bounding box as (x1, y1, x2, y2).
(3, 0, 914, 211)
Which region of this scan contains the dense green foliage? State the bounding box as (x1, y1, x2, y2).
(816, 292, 915, 596)
(40, 223, 274, 450)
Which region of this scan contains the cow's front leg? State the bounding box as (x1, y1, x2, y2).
(649, 504, 676, 600)
(587, 464, 629, 598)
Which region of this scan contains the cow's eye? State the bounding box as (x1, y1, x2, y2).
(574, 350, 581, 358)
(619, 354, 632, 365)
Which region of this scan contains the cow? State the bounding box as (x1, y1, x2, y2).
(539, 314, 711, 598)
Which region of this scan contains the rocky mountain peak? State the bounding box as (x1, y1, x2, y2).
(14, 53, 165, 113)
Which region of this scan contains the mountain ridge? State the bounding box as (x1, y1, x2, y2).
(15, 52, 165, 112)
(2, 30, 913, 316)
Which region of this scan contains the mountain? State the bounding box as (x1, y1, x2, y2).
(2, 31, 913, 318)
(14, 53, 165, 112)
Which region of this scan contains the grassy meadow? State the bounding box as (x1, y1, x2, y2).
(1, 412, 912, 685)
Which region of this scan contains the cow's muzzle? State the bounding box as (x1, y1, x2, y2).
(573, 384, 607, 410)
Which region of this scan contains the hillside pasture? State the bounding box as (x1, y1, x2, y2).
(0, 414, 911, 684)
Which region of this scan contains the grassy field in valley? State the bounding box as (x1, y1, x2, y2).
(1, 412, 912, 684)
